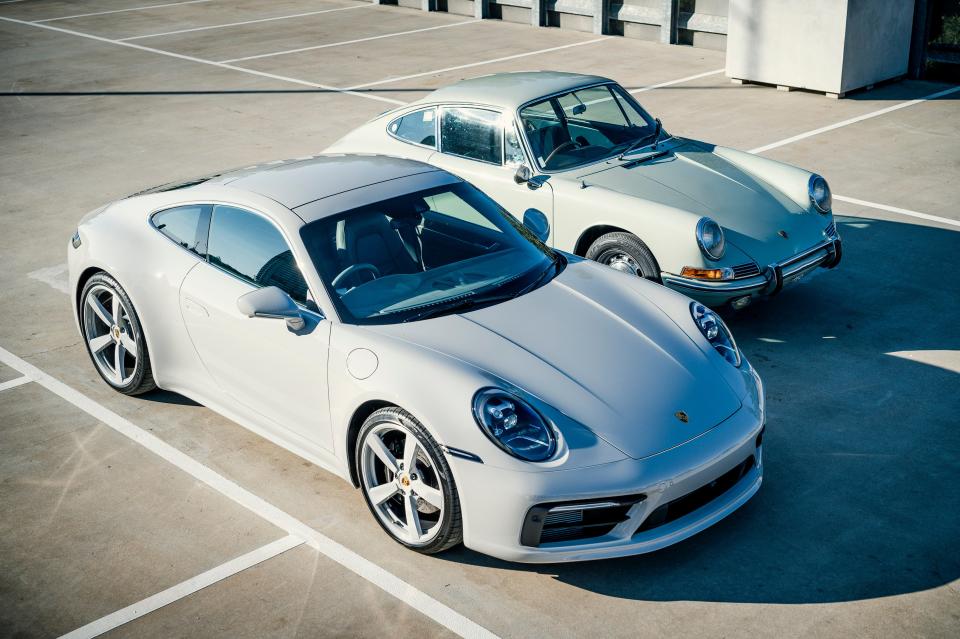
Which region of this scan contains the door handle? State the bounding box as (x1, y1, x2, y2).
(182, 296, 209, 318)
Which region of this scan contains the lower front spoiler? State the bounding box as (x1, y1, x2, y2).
(451, 406, 764, 563)
(661, 237, 842, 307)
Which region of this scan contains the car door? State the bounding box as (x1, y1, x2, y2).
(428, 106, 556, 245)
(179, 203, 334, 451)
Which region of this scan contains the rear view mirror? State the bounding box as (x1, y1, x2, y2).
(522, 208, 550, 243)
(237, 286, 305, 331)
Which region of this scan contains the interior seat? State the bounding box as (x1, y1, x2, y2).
(335, 211, 420, 279)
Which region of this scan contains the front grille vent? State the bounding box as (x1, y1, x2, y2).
(824, 221, 837, 237)
(521, 495, 645, 547)
(732, 262, 762, 279)
(635, 455, 756, 535)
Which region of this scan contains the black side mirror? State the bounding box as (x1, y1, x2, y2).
(522, 208, 550, 243)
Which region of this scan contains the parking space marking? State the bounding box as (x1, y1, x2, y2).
(219, 18, 478, 63)
(628, 68, 724, 94)
(346, 37, 608, 90)
(834, 195, 960, 229)
(748, 84, 960, 154)
(28, 263, 70, 293)
(119, 4, 374, 41)
(0, 375, 31, 392)
(0, 345, 498, 639)
(61, 534, 306, 639)
(0, 16, 406, 105)
(35, 0, 213, 23)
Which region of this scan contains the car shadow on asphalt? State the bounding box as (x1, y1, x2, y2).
(439, 216, 960, 604)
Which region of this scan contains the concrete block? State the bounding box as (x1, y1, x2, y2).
(447, 0, 476, 15)
(725, 0, 916, 96)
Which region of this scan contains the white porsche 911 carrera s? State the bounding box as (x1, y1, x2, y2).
(68, 154, 765, 562)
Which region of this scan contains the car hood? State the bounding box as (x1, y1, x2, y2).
(370, 260, 742, 459)
(575, 140, 828, 264)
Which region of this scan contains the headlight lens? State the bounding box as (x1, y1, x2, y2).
(696, 217, 725, 260)
(472, 389, 557, 462)
(690, 302, 741, 367)
(808, 174, 832, 213)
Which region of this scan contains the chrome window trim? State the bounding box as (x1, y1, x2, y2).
(386, 105, 439, 151)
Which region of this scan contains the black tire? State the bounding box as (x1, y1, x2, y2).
(79, 272, 156, 396)
(356, 407, 463, 554)
(585, 231, 662, 282)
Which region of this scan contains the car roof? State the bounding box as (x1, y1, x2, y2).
(414, 71, 612, 111)
(135, 154, 441, 210)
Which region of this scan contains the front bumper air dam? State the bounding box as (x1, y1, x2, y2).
(448, 406, 764, 563)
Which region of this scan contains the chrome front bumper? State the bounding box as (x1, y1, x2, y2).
(662, 236, 842, 302)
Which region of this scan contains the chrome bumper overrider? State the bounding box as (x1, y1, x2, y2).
(662, 237, 842, 297)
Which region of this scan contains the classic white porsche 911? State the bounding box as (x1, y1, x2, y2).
(327, 71, 842, 309)
(69, 154, 764, 562)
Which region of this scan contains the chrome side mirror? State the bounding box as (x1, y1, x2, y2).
(522, 208, 550, 243)
(513, 165, 532, 185)
(237, 286, 305, 331)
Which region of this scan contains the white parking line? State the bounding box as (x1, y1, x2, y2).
(118, 4, 374, 41)
(748, 84, 960, 154)
(0, 16, 406, 105)
(61, 535, 305, 639)
(347, 37, 608, 90)
(629, 68, 724, 94)
(35, 0, 213, 23)
(0, 376, 31, 392)
(0, 345, 498, 639)
(834, 195, 960, 229)
(219, 19, 478, 63)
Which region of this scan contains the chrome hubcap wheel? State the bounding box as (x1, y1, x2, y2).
(360, 423, 445, 545)
(82, 284, 138, 386)
(605, 252, 642, 276)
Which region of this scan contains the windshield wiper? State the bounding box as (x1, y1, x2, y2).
(401, 255, 564, 323)
(618, 118, 662, 160)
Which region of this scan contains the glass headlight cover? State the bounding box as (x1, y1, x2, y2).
(472, 389, 557, 462)
(696, 217, 726, 260)
(808, 174, 832, 213)
(690, 302, 742, 367)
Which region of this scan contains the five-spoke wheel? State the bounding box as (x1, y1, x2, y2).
(80, 273, 155, 395)
(358, 407, 462, 553)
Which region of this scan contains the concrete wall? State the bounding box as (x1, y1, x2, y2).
(726, 0, 915, 94)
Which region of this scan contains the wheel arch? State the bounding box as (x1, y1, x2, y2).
(573, 224, 630, 257)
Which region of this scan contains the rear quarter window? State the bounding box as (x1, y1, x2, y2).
(388, 108, 437, 148)
(151, 205, 209, 254)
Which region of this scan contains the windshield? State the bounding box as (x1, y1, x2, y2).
(300, 181, 562, 324)
(520, 83, 659, 171)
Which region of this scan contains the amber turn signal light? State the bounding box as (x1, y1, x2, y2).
(681, 266, 735, 281)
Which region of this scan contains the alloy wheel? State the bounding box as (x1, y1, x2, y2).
(82, 284, 139, 386)
(360, 422, 445, 545)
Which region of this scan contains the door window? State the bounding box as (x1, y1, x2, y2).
(387, 108, 437, 148)
(151, 205, 209, 254)
(440, 107, 502, 165)
(206, 205, 309, 303)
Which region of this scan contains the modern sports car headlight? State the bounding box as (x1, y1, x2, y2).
(690, 302, 741, 367)
(808, 174, 832, 213)
(696, 217, 725, 260)
(472, 389, 557, 462)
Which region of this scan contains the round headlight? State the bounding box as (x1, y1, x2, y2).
(690, 302, 741, 367)
(808, 174, 832, 213)
(472, 389, 557, 462)
(696, 217, 725, 260)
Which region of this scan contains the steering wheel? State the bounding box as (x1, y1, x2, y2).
(331, 263, 380, 289)
(543, 140, 581, 167)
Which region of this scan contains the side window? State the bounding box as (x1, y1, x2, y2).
(440, 107, 502, 164)
(504, 125, 526, 167)
(151, 205, 208, 254)
(206, 205, 309, 303)
(388, 108, 436, 148)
